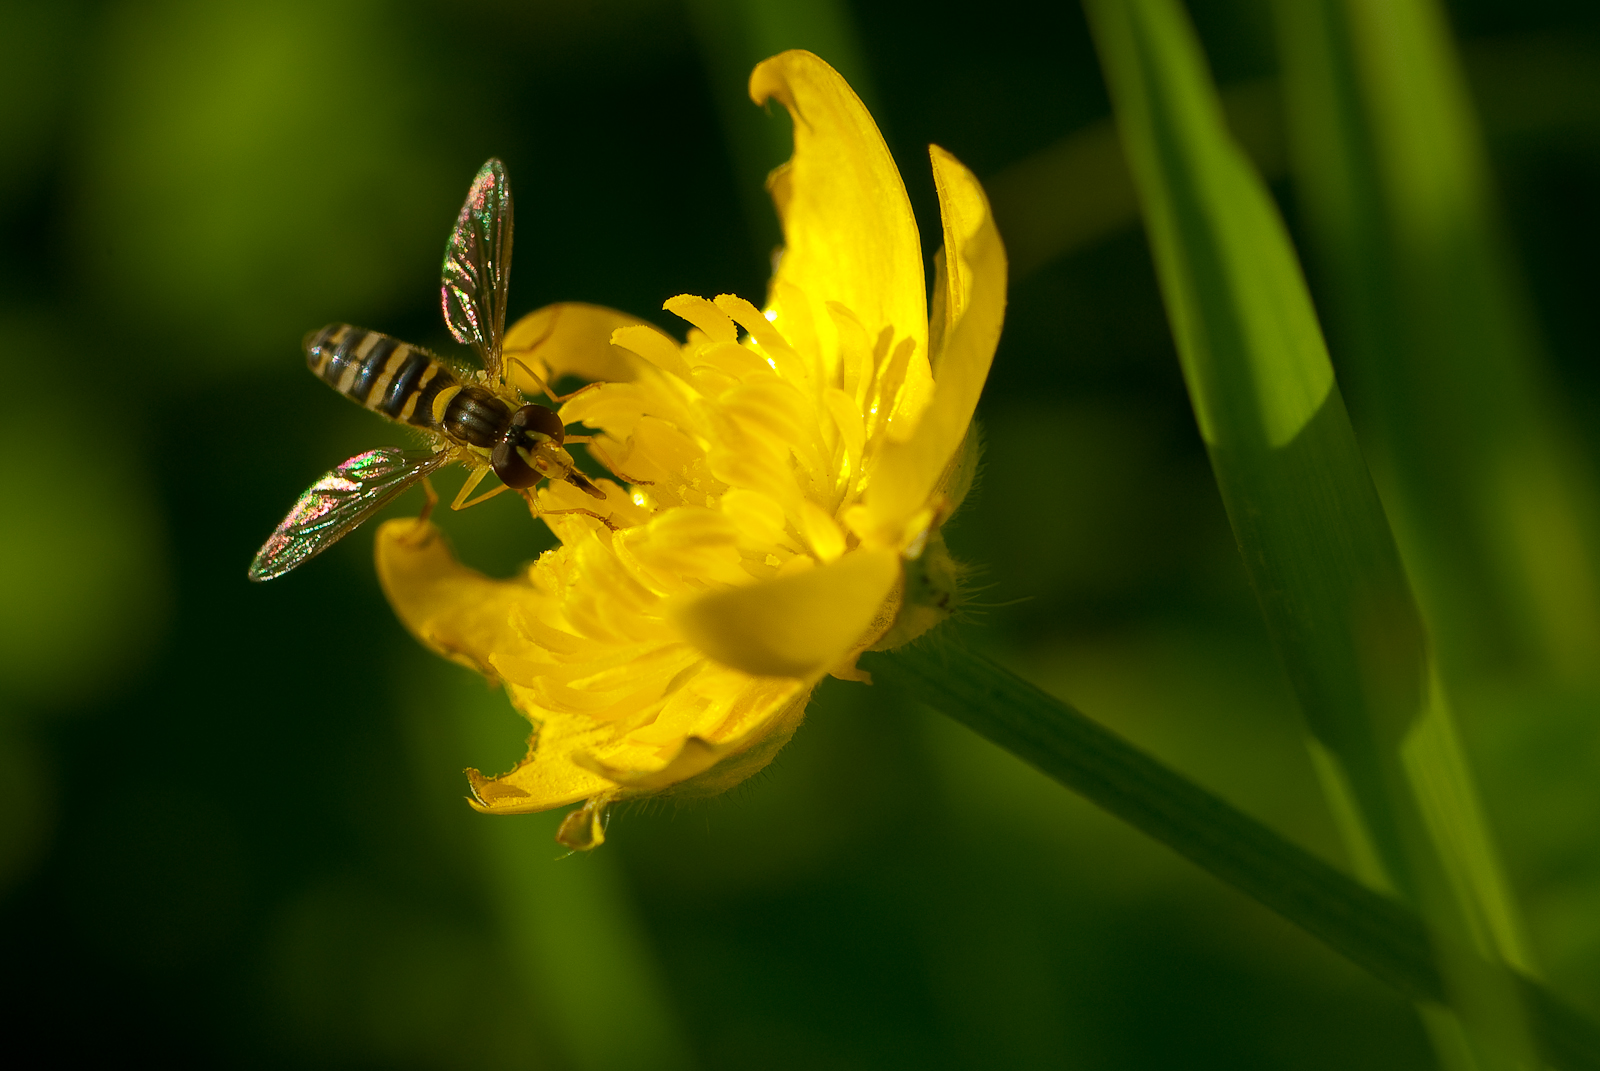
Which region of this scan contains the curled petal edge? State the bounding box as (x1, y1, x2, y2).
(862, 146, 1007, 544)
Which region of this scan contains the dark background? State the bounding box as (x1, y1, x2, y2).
(1, 0, 1597, 1067)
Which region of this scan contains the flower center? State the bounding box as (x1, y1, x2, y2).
(553, 291, 922, 576)
(469, 290, 924, 761)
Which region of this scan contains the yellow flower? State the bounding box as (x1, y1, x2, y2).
(374, 50, 1007, 849)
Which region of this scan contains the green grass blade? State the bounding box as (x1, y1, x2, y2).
(861, 639, 1600, 1071)
(1082, 0, 1412, 893)
(1273, 0, 1600, 684)
(1079, 0, 1537, 1064)
(987, 77, 1286, 281)
(1273, 0, 1576, 1002)
(987, 40, 1600, 283)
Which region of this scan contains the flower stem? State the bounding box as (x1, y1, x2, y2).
(858, 636, 1600, 1071)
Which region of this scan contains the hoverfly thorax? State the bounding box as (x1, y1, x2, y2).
(250, 159, 611, 583)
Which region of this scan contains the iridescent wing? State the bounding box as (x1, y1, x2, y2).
(248, 448, 450, 581)
(440, 158, 513, 383)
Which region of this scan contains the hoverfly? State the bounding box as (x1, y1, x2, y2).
(249, 159, 608, 582)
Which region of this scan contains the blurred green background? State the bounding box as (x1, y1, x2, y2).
(2, 0, 1597, 1067)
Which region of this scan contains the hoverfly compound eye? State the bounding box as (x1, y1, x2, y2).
(492, 404, 568, 489)
(510, 404, 565, 446)
(491, 439, 540, 488)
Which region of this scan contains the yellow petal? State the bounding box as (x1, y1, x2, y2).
(660, 689, 809, 798)
(465, 696, 620, 814)
(574, 735, 724, 792)
(374, 519, 618, 813)
(749, 51, 927, 390)
(552, 683, 811, 849)
(669, 547, 900, 678)
(929, 147, 990, 363)
(663, 293, 738, 345)
(374, 518, 532, 678)
(799, 499, 846, 562)
(611, 323, 694, 380)
(502, 301, 661, 390)
(472, 662, 813, 815)
(864, 146, 1007, 542)
(468, 762, 612, 817)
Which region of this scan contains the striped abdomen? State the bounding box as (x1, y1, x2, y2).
(305, 323, 458, 430)
(304, 323, 515, 450)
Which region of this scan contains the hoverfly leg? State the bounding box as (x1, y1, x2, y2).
(398, 467, 451, 551)
(452, 465, 514, 510)
(450, 466, 489, 509)
(520, 488, 622, 533)
(459, 483, 514, 510)
(545, 507, 623, 532)
(450, 465, 510, 511)
(506, 356, 599, 406)
(418, 477, 440, 524)
(451, 464, 499, 509)
(578, 439, 655, 486)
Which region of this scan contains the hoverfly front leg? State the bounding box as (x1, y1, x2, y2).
(563, 437, 655, 488)
(457, 483, 515, 510)
(451, 465, 515, 511)
(506, 356, 601, 407)
(518, 489, 623, 533)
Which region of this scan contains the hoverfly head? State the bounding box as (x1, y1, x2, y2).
(491, 404, 567, 489)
